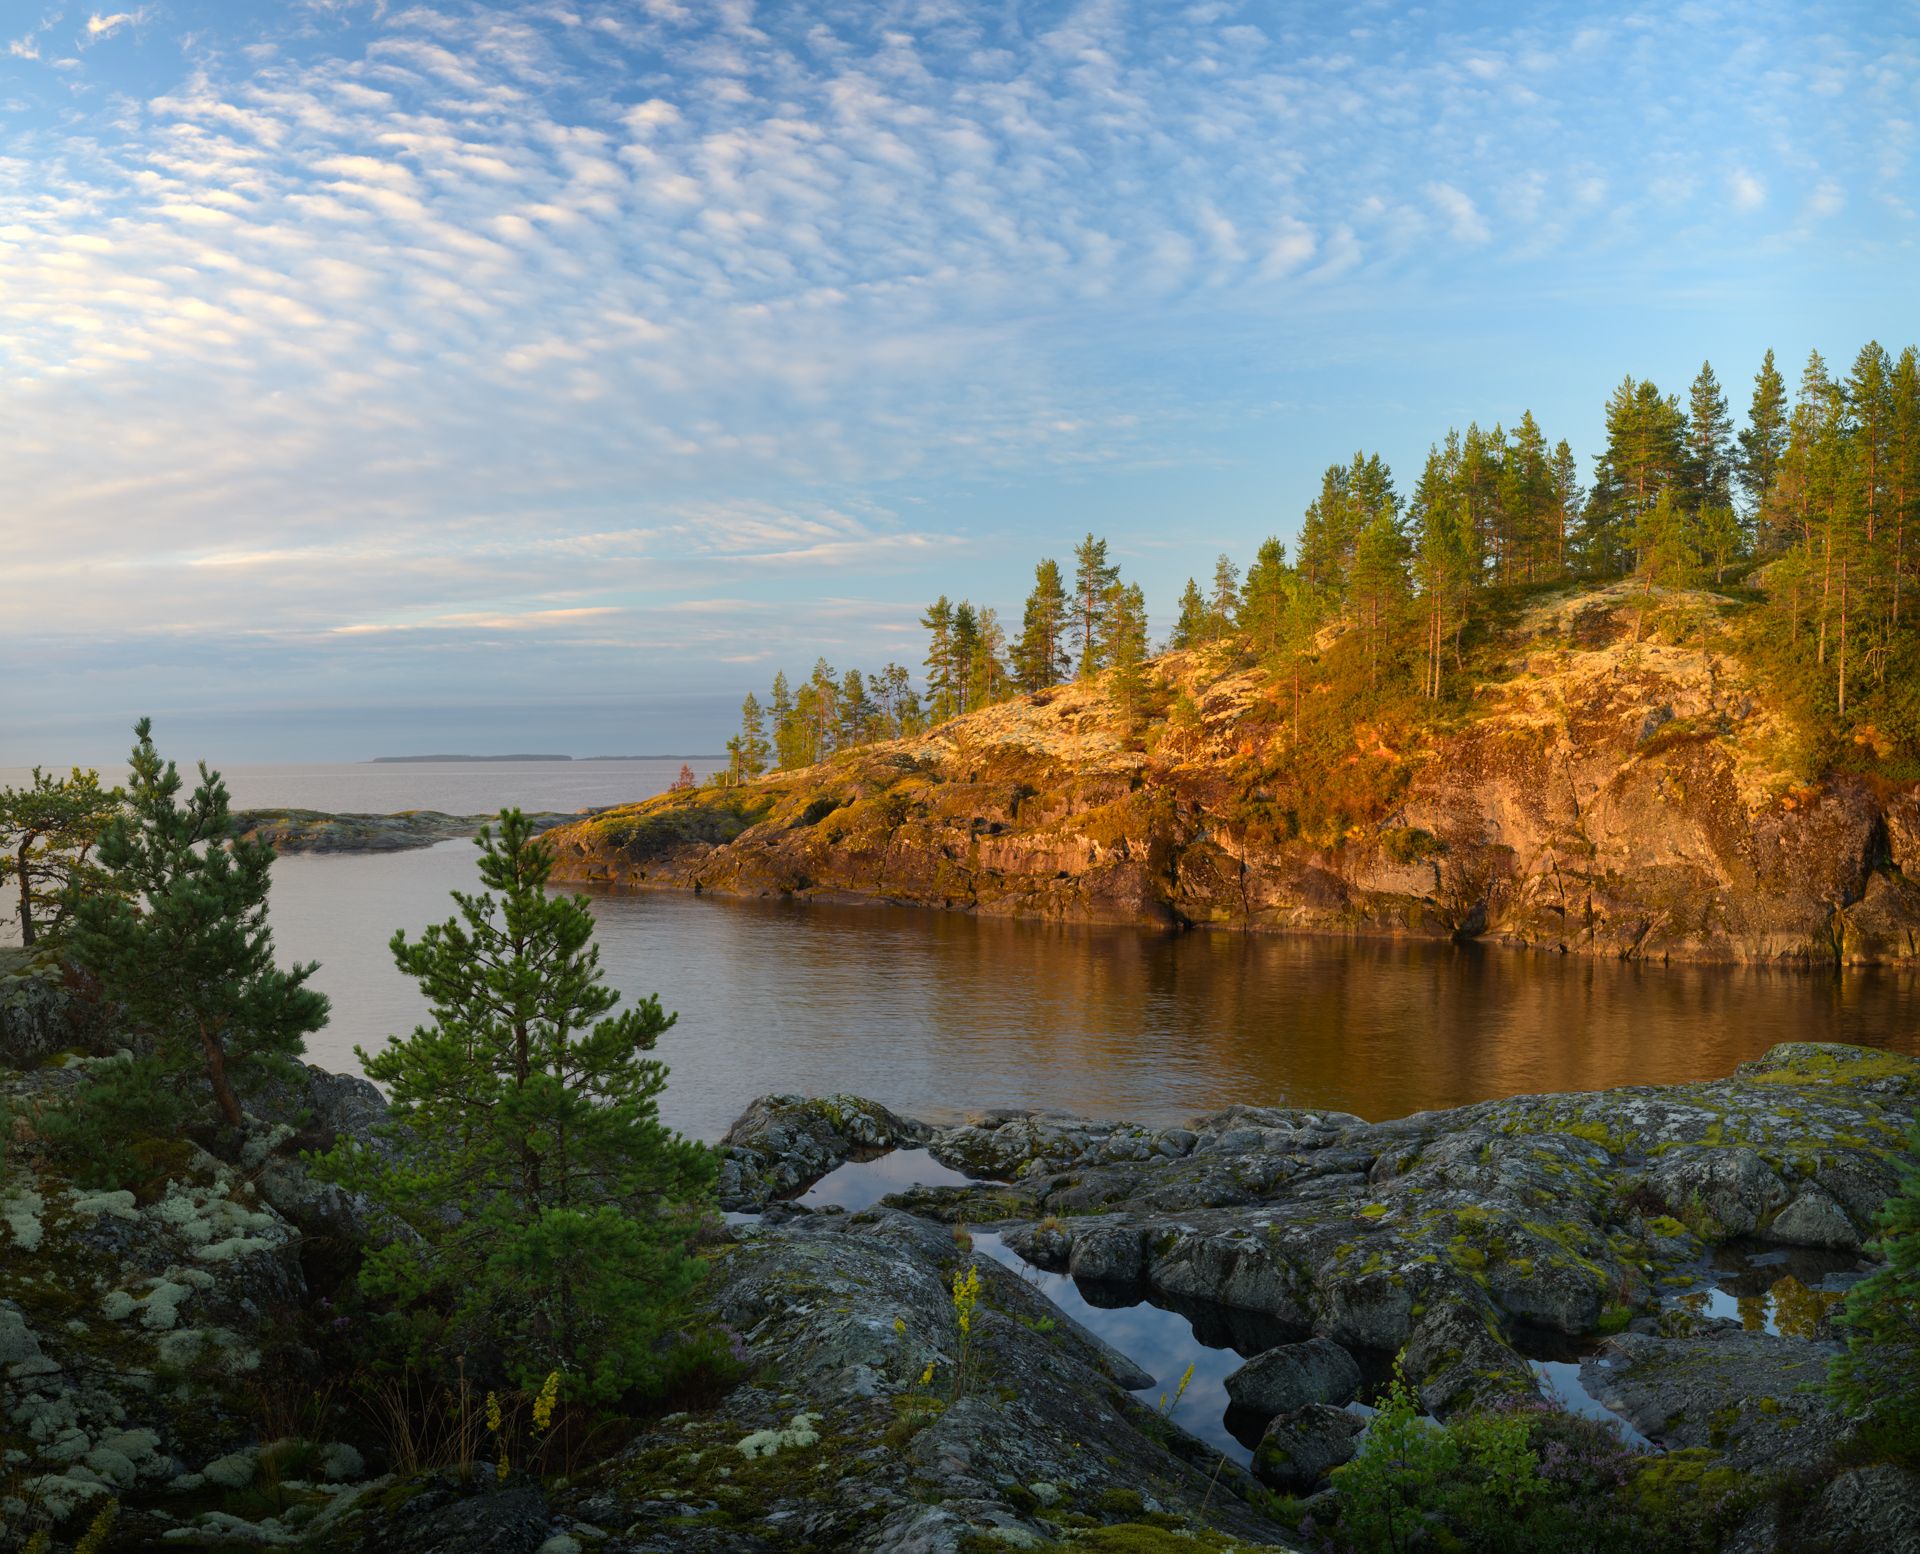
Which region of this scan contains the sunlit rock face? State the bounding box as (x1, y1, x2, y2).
(547, 584, 1920, 965)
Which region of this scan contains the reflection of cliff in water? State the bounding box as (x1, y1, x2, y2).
(275, 841, 1920, 1142)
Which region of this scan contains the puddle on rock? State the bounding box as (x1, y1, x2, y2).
(1680, 1244, 1862, 1337)
(1530, 1359, 1655, 1450)
(973, 1231, 1310, 1466)
(795, 1148, 978, 1211)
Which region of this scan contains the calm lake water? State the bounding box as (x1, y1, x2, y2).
(274, 856, 1920, 1142)
(8, 762, 1920, 1142)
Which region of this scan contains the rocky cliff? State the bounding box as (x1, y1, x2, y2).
(547, 582, 1920, 963)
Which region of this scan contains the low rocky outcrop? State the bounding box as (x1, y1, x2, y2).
(3, 1039, 1915, 1551)
(722, 1043, 1917, 1478)
(1252, 1404, 1367, 1493)
(1222, 1337, 1362, 1418)
(718, 1093, 932, 1210)
(231, 809, 586, 855)
(544, 583, 1920, 964)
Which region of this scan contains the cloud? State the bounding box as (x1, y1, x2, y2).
(0, 0, 1912, 754)
(8, 7, 62, 58)
(81, 7, 146, 45)
(1423, 181, 1490, 243)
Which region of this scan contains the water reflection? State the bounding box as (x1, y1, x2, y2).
(972, 1231, 1263, 1465)
(269, 843, 1920, 1142)
(1686, 1244, 1862, 1337)
(796, 1150, 975, 1210)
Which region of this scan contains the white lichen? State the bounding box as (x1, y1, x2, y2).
(734, 1412, 821, 1460)
(3, 1189, 45, 1252)
(240, 1123, 295, 1170)
(318, 1442, 364, 1482)
(69, 1190, 138, 1222)
(202, 1446, 258, 1489)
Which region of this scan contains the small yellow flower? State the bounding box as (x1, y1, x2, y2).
(951, 1265, 982, 1336)
(496, 1441, 510, 1483)
(533, 1370, 562, 1432)
(485, 1392, 503, 1434)
(918, 1361, 936, 1387)
(893, 1317, 907, 1336)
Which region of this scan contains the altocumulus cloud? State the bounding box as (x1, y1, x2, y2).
(0, 0, 1913, 757)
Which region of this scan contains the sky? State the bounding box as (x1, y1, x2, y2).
(2, 0, 1915, 764)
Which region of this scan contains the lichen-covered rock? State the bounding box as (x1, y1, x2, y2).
(1644, 1146, 1790, 1237)
(1251, 1403, 1366, 1493)
(1761, 1185, 1859, 1250)
(1401, 1297, 1539, 1415)
(513, 1206, 1292, 1553)
(1581, 1329, 1850, 1472)
(717, 1093, 932, 1210)
(1223, 1337, 1361, 1418)
(1807, 1463, 1920, 1554)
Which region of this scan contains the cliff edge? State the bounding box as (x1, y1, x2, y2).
(546, 581, 1920, 963)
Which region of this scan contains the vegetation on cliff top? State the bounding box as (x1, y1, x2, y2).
(715, 338, 1920, 798)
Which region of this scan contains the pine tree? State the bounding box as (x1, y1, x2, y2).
(1583, 377, 1687, 575)
(1630, 489, 1701, 640)
(975, 607, 1009, 706)
(1830, 1125, 1920, 1432)
(1013, 559, 1070, 691)
(1411, 439, 1479, 698)
(731, 693, 769, 782)
(0, 767, 121, 950)
(768, 672, 800, 769)
(69, 720, 327, 1127)
(1738, 348, 1789, 534)
(1503, 411, 1553, 580)
(1685, 360, 1736, 511)
(920, 596, 956, 719)
(1238, 538, 1292, 657)
(1549, 438, 1584, 576)
(1169, 578, 1209, 649)
(1348, 509, 1410, 687)
(874, 663, 922, 737)
(838, 668, 876, 748)
(317, 812, 714, 1403)
(1105, 582, 1150, 726)
(1890, 347, 1920, 629)
(1209, 554, 1240, 637)
(802, 658, 839, 759)
(1072, 534, 1120, 677)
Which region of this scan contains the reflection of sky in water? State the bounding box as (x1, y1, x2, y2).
(797, 1149, 974, 1210)
(973, 1231, 1259, 1465)
(1531, 1360, 1653, 1450)
(757, 1162, 1868, 1468)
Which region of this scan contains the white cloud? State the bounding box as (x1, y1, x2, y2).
(1423, 180, 1490, 243)
(81, 7, 146, 45)
(0, 0, 1911, 751)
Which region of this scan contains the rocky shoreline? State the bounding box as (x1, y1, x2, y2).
(231, 808, 591, 855)
(2, 1018, 1916, 1550)
(543, 586, 1920, 966)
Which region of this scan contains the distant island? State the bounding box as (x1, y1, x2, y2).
(368, 753, 724, 763)
(368, 753, 573, 763)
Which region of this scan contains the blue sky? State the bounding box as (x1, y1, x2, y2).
(2, 0, 1914, 763)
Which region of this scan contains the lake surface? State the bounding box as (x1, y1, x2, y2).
(8, 761, 1920, 1142)
(272, 844, 1920, 1143)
